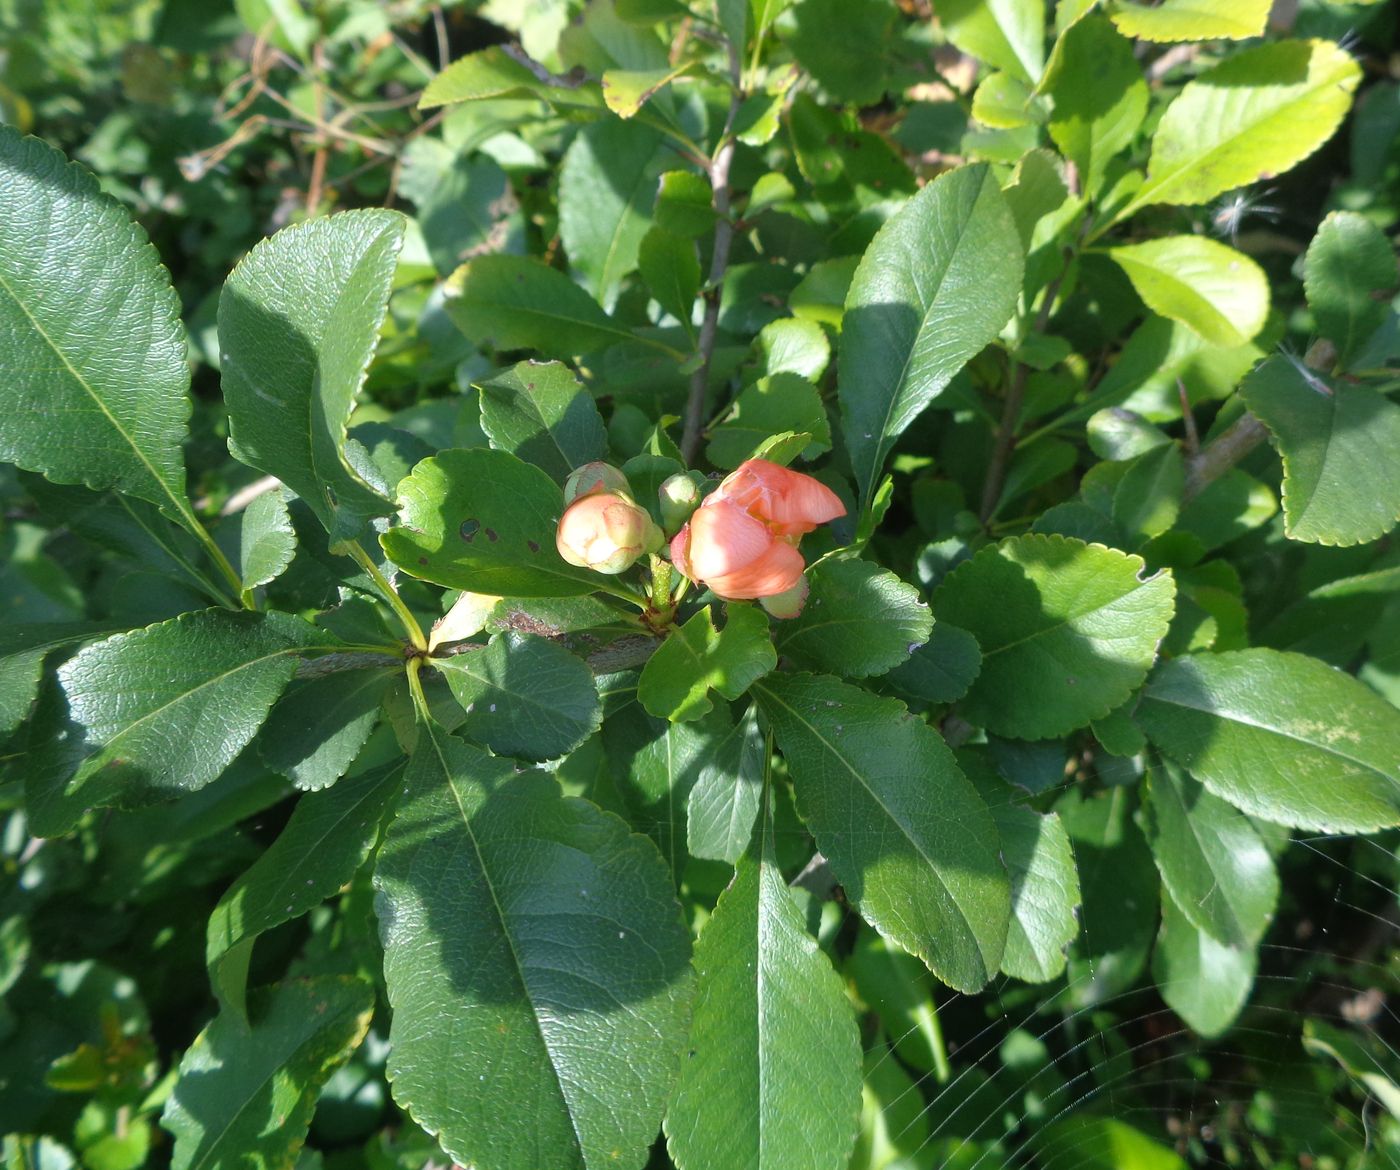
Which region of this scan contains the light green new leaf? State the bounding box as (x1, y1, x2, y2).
(419, 45, 605, 111)
(438, 631, 602, 760)
(964, 751, 1080, 984)
(1109, 236, 1269, 348)
(1137, 648, 1400, 833)
(601, 63, 701, 118)
(1140, 759, 1277, 948)
(478, 361, 608, 483)
(559, 119, 665, 310)
(665, 808, 862, 1170)
(220, 210, 403, 547)
(707, 374, 831, 469)
(57, 610, 319, 802)
(774, 560, 933, 679)
(755, 672, 1010, 993)
(639, 605, 776, 722)
(1036, 1117, 1186, 1170)
(207, 762, 404, 1019)
(938, 0, 1046, 83)
(839, 164, 1023, 505)
(1240, 356, 1400, 546)
(444, 255, 640, 357)
(1125, 40, 1361, 212)
(972, 72, 1036, 129)
(259, 670, 398, 792)
(227, 487, 297, 590)
(375, 722, 693, 1170)
(934, 534, 1175, 739)
(756, 317, 831, 381)
(382, 448, 602, 596)
(687, 704, 767, 864)
(1112, 442, 1184, 544)
(1304, 210, 1398, 368)
(1108, 0, 1269, 42)
(162, 976, 374, 1170)
(1045, 16, 1147, 193)
(0, 126, 194, 524)
(1152, 891, 1254, 1038)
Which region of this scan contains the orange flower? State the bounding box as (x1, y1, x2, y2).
(669, 459, 845, 601)
(556, 492, 661, 575)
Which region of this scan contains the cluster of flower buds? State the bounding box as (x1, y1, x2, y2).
(670, 459, 845, 616)
(555, 462, 663, 575)
(554, 457, 846, 617)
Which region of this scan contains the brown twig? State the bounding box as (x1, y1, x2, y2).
(1181, 412, 1270, 502)
(679, 40, 744, 466)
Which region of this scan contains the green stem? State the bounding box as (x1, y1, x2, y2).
(345, 542, 428, 651)
(176, 499, 247, 604)
(406, 656, 431, 722)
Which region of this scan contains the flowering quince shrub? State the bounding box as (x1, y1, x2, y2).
(3, 0, 1400, 1168)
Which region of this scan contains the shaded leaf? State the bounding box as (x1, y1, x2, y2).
(478, 361, 608, 484)
(639, 605, 776, 722)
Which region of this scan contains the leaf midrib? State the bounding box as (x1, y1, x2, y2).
(0, 266, 186, 518)
(754, 681, 985, 972)
(424, 724, 587, 1161)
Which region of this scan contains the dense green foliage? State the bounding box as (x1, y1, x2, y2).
(3, 1, 1400, 1169)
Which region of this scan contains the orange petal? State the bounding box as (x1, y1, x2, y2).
(708, 539, 806, 599)
(684, 500, 775, 581)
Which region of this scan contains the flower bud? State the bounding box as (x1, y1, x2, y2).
(564, 461, 632, 505)
(556, 492, 662, 575)
(658, 471, 707, 534)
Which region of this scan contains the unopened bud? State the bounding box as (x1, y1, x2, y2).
(556, 492, 662, 575)
(659, 471, 707, 534)
(564, 461, 631, 504)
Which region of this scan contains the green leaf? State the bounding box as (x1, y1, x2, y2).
(1124, 40, 1361, 212)
(400, 142, 519, 277)
(1058, 785, 1159, 1008)
(1112, 442, 1184, 544)
(259, 671, 398, 792)
(438, 632, 602, 760)
(1140, 759, 1277, 948)
(559, 119, 664, 310)
(0, 623, 114, 738)
(57, 610, 318, 802)
(1036, 1117, 1185, 1170)
(964, 751, 1080, 984)
(220, 210, 404, 547)
(375, 722, 693, 1170)
(1240, 356, 1400, 546)
(227, 488, 297, 591)
(1086, 407, 1171, 462)
(605, 703, 733, 873)
(1108, 0, 1269, 42)
(972, 71, 1036, 129)
(601, 63, 700, 118)
(1152, 891, 1254, 1038)
(784, 0, 897, 106)
(0, 126, 194, 523)
(162, 976, 374, 1170)
(934, 534, 1175, 740)
(1137, 648, 1400, 833)
(755, 317, 831, 381)
(639, 605, 776, 722)
(664, 805, 862, 1170)
(755, 672, 1010, 993)
(1303, 1021, 1400, 1122)
(654, 170, 717, 239)
(1108, 236, 1269, 348)
(883, 621, 983, 706)
(419, 45, 605, 111)
(206, 762, 405, 1019)
(706, 374, 831, 470)
(444, 255, 640, 358)
(938, 0, 1046, 82)
(382, 448, 602, 596)
(638, 227, 700, 338)
(478, 361, 608, 484)
(774, 560, 933, 679)
(687, 704, 766, 864)
(1044, 16, 1147, 193)
(1304, 210, 1398, 369)
(839, 164, 1023, 505)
